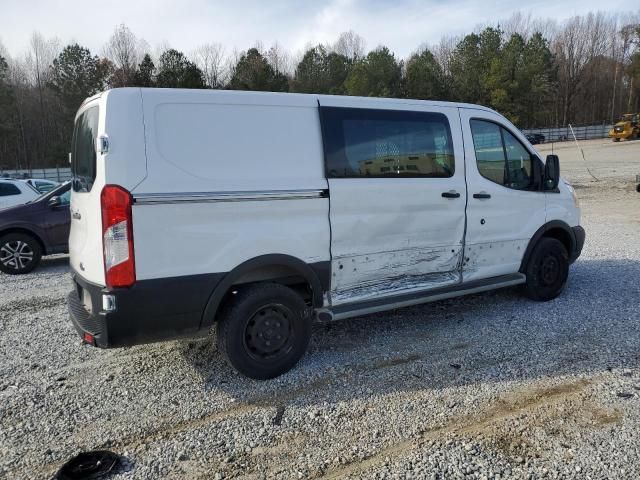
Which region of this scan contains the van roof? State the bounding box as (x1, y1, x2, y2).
(102, 87, 498, 115)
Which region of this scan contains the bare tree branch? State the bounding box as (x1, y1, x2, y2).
(192, 43, 227, 88)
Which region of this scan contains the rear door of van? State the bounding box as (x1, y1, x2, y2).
(68, 101, 104, 284)
(69, 89, 147, 286)
(318, 98, 467, 306)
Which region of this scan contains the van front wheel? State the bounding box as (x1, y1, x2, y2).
(216, 283, 311, 379)
(523, 237, 569, 301)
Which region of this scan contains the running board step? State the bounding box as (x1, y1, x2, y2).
(316, 273, 526, 322)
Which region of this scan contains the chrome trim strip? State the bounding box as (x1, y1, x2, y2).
(133, 189, 328, 205)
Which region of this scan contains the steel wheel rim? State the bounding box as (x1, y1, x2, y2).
(243, 303, 294, 361)
(539, 254, 560, 286)
(0, 240, 34, 270)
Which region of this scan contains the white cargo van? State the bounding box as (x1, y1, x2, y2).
(67, 88, 584, 379)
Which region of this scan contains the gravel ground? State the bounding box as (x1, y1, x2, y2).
(1, 139, 640, 479)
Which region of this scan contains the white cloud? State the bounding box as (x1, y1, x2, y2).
(0, 0, 631, 61)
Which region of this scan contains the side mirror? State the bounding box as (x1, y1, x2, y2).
(544, 154, 560, 190)
(48, 196, 62, 208)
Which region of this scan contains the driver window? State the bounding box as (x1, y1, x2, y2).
(470, 119, 534, 191)
(502, 130, 533, 189)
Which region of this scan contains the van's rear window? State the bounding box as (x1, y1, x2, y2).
(71, 107, 99, 192)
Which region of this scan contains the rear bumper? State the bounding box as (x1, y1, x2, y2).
(570, 225, 585, 263)
(68, 269, 223, 348)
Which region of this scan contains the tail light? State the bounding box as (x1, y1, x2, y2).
(101, 185, 135, 288)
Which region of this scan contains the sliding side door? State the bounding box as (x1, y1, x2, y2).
(319, 101, 466, 306)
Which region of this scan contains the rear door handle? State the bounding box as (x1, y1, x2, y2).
(473, 193, 491, 199)
(441, 191, 461, 199)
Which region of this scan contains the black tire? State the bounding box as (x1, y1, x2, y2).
(0, 233, 42, 275)
(216, 283, 311, 379)
(523, 237, 569, 302)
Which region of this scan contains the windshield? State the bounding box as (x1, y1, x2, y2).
(33, 182, 71, 203)
(71, 106, 99, 193)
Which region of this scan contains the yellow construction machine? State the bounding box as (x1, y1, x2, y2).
(609, 113, 639, 141)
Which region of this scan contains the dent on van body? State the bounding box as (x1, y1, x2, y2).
(329, 246, 463, 305)
(462, 239, 529, 280)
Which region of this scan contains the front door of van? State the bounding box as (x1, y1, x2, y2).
(458, 108, 546, 282)
(319, 101, 467, 306)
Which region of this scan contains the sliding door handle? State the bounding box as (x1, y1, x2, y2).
(441, 191, 461, 199)
(473, 193, 491, 199)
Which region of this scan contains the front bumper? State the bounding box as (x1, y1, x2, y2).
(570, 225, 585, 263)
(68, 269, 220, 348)
(609, 130, 630, 139)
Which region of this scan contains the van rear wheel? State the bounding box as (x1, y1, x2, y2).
(0, 233, 42, 275)
(523, 237, 569, 302)
(216, 283, 311, 379)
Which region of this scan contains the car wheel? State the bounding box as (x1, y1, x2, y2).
(216, 283, 311, 379)
(523, 237, 569, 302)
(0, 233, 42, 275)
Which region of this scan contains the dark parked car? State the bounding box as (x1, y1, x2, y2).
(525, 133, 546, 144)
(0, 182, 70, 274)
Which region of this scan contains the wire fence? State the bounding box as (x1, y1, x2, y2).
(0, 167, 72, 182)
(522, 123, 612, 143)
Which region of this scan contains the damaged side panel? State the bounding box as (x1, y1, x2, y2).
(330, 246, 463, 305)
(321, 104, 468, 308)
(462, 239, 529, 281)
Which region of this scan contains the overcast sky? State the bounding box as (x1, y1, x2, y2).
(0, 0, 628, 60)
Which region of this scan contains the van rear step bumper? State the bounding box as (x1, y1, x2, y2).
(68, 269, 222, 348)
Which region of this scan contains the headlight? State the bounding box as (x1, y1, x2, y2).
(571, 189, 579, 207)
(564, 181, 580, 207)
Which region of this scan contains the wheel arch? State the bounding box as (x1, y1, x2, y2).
(519, 220, 576, 273)
(0, 227, 47, 255)
(200, 254, 329, 329)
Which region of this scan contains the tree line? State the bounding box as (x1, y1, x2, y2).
(0, 11, 639, 171)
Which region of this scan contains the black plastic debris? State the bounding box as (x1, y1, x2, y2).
(272, 405, 286, 426)
(449, 363, 462, 369)
(55, 450, 120, 480)
(617, 392, 634, 399)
